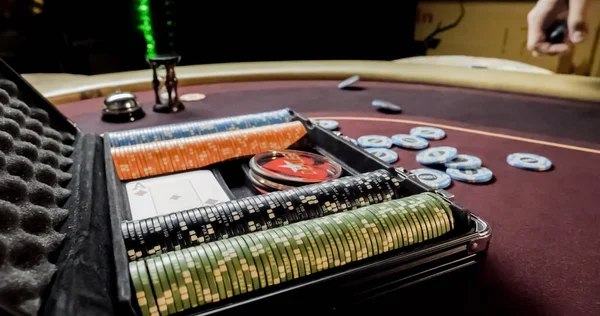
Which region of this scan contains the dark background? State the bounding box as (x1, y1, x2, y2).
(0, 0, 419, 75)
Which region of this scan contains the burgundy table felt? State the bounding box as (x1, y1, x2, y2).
(59, 80, 600, 315)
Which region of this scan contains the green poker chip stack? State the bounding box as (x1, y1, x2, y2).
(129, 193, 455, 315)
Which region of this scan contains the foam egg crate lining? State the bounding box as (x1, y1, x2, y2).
(0, 79, 75, 316)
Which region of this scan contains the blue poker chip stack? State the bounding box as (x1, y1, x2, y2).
(415, 147, 493, 184)
(391, 134, 429, 150)
(410, 168, 452, 189)
(416, 146, 458, 165)
(108, 109, 293, 147)
(403, 126, 497, 185)
(445, 167, 493, 183)
(365, 148, 398, 164)
(410, 126, 446, 140)
(506, 153, 552, 171)
(357, 135, 393, 148)
(444, 154, 482, 169)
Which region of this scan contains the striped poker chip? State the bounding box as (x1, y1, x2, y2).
(371, 99, 402, 113)
(357, 135, 393, 148)
(410, 126, 446, 140)
(179, 93, 206, 101)
(446, 167, 493, 183)
(444, 154, 482, 169)
(416, 146, 458, 165)
(337, 75, 360, 89)
(340, 135, 358, 145)
(365, 148, 399, 164)
(410, 168, 451, 189)
(506, 153, 552, 171)
(316, 120, 339, 130)
(391, 134, 429, 149)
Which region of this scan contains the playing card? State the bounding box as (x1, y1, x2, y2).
(150, 179, 201, 215)
(126, 170, 231, 220)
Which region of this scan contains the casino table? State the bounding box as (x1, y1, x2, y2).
(44, 60, 600, 315)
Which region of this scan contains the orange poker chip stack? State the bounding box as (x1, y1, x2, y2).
(111, 121, 308, 180)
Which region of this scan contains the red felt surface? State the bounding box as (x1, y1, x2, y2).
(59, 80, 600, 315)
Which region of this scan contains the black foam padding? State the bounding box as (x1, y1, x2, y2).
(55, 171, 72, 187)
(0, 82, 75, 316)
(42, 134, 117, 316)
(60, 133, 75, 145)
(58, 157, 73, 171)
(0, 79, 18, 98)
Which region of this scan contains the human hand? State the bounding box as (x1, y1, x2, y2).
(527, 0, 588, 56)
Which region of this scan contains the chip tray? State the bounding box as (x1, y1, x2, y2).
(102, 109, 491, 316)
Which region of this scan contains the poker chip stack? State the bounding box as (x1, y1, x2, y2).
(245, 150, 343, 193)
(127, 191, 456, 315)
(349, 126, 496, 188)
(114, 111, 465, 315)
(506, 153, 552, 171)
(111, 121, 308, 181)
(414, 146, 492, 187)
(108, 109, 294, 147)
(444, 154, 493, 184)
(122, 169, 405, 261)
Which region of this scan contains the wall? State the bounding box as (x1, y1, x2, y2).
(415, 0, 600, 75)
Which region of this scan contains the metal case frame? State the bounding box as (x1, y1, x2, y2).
(0, 58, 491, 315)
(103, 110, 492, 315)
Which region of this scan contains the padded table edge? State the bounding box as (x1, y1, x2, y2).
(33, 60, 600, 104)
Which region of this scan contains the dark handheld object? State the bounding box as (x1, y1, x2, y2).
(546, 20, 568, 44)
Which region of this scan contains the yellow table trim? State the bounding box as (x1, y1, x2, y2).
(31, 60, 600, 105)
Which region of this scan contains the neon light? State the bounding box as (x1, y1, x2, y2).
(136, 0, 156, 58)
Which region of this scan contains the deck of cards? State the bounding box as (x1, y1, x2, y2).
(126, 170, 231, 220)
